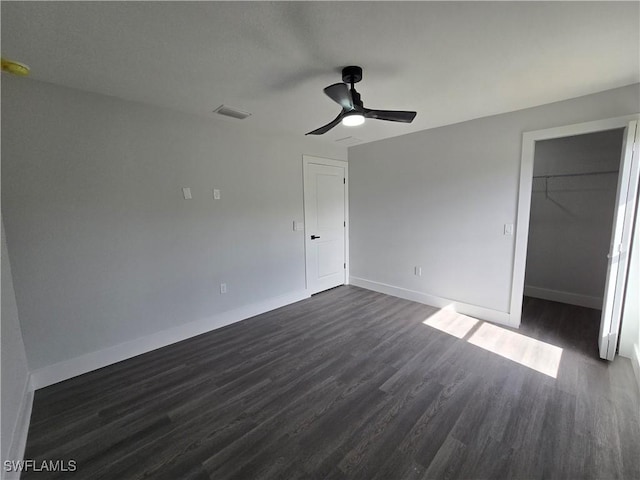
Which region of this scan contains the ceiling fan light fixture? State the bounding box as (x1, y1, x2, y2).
(342, 112, 365, 127)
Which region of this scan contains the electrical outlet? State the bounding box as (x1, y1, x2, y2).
(213, 189, 221, 200)
(220, 283, 227, 294)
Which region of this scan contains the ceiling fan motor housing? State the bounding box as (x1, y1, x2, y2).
(350, 90, 363, 109)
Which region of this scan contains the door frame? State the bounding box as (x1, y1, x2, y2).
(302, 155, 349, 292)
(510, 114, 640, 327)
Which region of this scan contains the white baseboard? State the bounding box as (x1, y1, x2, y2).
(3, 377, 34, 480)
(350, 276, 513, 327)
(30, 289, 310, 390)
(524, 285, 603, 310)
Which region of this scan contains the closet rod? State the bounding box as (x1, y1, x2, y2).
(533, 170, 618, 179)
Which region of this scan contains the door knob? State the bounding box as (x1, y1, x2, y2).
(311, 235, 321, 240)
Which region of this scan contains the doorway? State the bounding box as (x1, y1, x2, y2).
(510, 116, 640, 360)
(524, 129, 624, 309)
(303, 155, 348, 294)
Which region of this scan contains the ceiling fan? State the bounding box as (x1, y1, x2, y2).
(306, 66, 417, 135)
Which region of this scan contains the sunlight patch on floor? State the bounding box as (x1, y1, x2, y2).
(422, 308, 479, 338)
(467, 322, 562, 378)
(422, 308, 562, 378)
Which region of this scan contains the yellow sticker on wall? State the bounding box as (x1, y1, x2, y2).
(1, 58, 30, 76)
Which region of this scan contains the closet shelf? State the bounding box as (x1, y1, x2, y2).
(533, 170, 619, 200)
(533, 170, 618, 179)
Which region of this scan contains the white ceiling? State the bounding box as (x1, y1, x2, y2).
(2, 1, 639, 145)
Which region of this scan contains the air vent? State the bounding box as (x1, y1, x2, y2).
(335, 136, 362, 146)
(213, 105, 252, 120)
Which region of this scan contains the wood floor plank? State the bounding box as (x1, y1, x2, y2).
(421, 434, 467, 480)
(22, 288, 640, 479)
(337, 375, 444, 478)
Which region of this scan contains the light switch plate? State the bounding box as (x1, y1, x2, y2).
(182, 187, 192, 200)
(293, 221, 304, 231)
(213, 189, 221, 200)
(504, 223, 514, 235)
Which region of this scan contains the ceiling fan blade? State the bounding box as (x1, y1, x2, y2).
(324, 83, 354, 110)
(306, 111, 345, 135)
(364, 109, 417, 123)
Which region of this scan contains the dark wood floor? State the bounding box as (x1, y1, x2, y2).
(23, 286, 640, 479)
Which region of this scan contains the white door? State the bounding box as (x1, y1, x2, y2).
(304, 157, 347, 294)
(599, 121, 639, 360)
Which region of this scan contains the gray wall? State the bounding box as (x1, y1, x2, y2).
(525, 129, 623, 304)
(1, 220, 30, 464)
(348, 84, 639, 314)
(1, 77, 346, 371)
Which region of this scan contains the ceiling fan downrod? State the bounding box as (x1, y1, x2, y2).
(342, 66, 363, 108)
